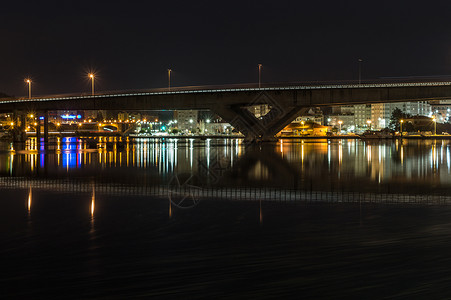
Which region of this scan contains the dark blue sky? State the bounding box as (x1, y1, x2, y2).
(1, 0, 450, 97)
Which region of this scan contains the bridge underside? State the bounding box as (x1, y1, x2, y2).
(213, 104, 308, 141)
(2, 84, 451, 142)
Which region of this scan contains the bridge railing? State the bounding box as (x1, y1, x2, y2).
(2, 77, 451, 102)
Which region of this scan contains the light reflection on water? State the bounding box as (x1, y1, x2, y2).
(4, 138, 451, 298)
(1, 137, 451, 194)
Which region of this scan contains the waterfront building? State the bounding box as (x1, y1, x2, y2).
(327, 114, 355, 132)
(174, 110, 198, 133)
(117, 111, 128, 122)
(354, 104, 372, 131)
(279, 122, 329, 136)
(371, 102, 431, 130)
(429, 99, 451, 123)
(293, 107, 324, 125)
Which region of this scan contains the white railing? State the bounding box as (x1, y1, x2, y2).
(1, 81, 451, 104)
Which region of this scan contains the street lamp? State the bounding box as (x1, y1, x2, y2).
(25, 79, 32, 99)
(432, 116, 437, 135)
(366, 119, 372, 130)
(88, 73, 95, 95)
(168, 69, 172, 91)
(358, 58, 363, 84)
(338, 120, 343, 134)
(258, 64, 262, 88)
(400, 119, 404, 137)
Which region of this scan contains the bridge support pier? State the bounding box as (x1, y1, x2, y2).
(43, 111, 49, 144)
(36, 117, 41, 142)
(12, 111, 27, 142)
(213, 101, 308, 142)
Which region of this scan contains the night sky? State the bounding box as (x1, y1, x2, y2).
(1, 0, 450, 97)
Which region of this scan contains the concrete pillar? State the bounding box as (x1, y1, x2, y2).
(13, 111, 27, 142)
(36, 116, 41, 142)
(213, 105, 308, 142)
(19, 113, 26, 131)
(44, 111, 49, 144)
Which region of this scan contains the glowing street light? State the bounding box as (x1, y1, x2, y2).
(400, 119, 404, 137)
(168, 69, 172, 91)
(25, 79, 32, 99)
(366, 119, 372, 130)
(432, 116, 437, 135)
(258, 64, 262, 88)
(338, 120, 343, 134)
(89, 73, 95, 95)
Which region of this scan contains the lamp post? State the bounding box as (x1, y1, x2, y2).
(258, 64, 262, 88)
(400, 119, 404, 137)
(25, 79, 32, 99)
(366, 119, 372, 130)
(168, 69, 172, 91)
(338, 120, 343, 135)
(89, 73, 95, 95)
(358, 59, 363, 84)
(432, 116, 437, 135)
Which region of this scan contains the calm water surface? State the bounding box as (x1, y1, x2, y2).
(2, 137, 451, 298)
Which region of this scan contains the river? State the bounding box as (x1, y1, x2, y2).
(1, 137, 451, 298)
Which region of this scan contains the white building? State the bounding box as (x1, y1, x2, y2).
(354, 104, 372, 130)
(430, 99, 451, 123)
(174, 110, 198, 132)
(327, 114, 355, 132)
(371, 101, 431, 130)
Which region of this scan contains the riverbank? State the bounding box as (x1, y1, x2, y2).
(8, 131, 451, 141)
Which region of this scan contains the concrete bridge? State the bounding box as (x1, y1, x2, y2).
(1, 80, 451, 141)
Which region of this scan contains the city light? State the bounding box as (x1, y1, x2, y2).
(168, 69, 172, 91)
(25, 79, 32, 99)
(89, 73, 95, 95)
(400, 119, 404, 137)
(432, 116, 437, 135)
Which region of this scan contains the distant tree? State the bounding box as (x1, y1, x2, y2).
(0, 92, 10, 98)
(388, 108, 411, 131)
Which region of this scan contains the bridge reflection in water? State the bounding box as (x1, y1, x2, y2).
(2, 137, 451, 203)
(4, 137, 451, 299)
